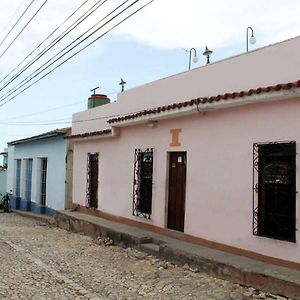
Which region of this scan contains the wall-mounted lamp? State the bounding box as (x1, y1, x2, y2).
(203, 46, 213, 64)
(188, 48, 198, 70)
(147, 120, 157, 128)
(246, 26, 256, 52)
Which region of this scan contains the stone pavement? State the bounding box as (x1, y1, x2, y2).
(0, 212, 295, 300)
(54, 210, 300, 300)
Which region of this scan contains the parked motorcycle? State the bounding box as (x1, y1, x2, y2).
(0, 191, 12, 213)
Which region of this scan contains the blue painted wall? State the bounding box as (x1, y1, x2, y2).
(7, 135, 67, 212)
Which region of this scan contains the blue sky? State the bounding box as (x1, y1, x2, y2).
(0, 0, 300, 156)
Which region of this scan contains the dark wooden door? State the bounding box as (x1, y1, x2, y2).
(167, 152, 187, 232)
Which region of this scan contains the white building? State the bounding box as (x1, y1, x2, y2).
(6, 128, 73, 215)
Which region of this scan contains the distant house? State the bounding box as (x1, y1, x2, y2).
(6, 128, 73, 215)
(68, 36, 300, 269)
(0, 149, 8, 196)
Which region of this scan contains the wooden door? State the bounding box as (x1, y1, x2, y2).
(167, 152, 187, 232)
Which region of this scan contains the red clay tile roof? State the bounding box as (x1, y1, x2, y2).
(66, 129, 112, 139)
(107, 79, 300, 124)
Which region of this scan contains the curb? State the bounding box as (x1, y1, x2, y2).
(53, 210, 300, 300)
(12, 210, 55, 226)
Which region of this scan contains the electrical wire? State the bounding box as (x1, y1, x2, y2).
(0, 0, 107, 91)
(0, 0, 27, 37)
(0, 0, 35, 49)
(0, 0, 48, 60)
(0, 88, 119, 122)
(0, 99, 86, 122)
(0, 106, 145, 125)
(0, 0, 125, 95)
(0, 0, 90, 86)
(0, 0, 146, 105)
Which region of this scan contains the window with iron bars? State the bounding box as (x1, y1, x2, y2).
(24, 159, 33, 201)
(15, 159, 21, 197)
(40, 158, 47, 206)
(253, 141, 296, 243)
(133, 148, 153, 219)
(86, 152, 99, 209)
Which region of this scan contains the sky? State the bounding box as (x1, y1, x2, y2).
(0, 0, 300, 159)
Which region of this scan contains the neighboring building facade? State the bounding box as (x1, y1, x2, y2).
(0, 167, 7, 196)
(0, 149, 8, 196)
(69, 36, 300, 268)
(6, 128, 73, 215)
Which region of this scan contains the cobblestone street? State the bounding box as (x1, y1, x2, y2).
(0, 213, 293, 299)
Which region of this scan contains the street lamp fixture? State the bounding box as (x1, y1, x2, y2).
(203, 46, 213, 64)
(188, 48, 198, 70)
(246, 26, 256, 52)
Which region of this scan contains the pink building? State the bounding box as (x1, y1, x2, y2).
(69, 36, 300, 269)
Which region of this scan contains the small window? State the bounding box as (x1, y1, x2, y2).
(133, 148, 153, 219)
(253, 142, 296, 243)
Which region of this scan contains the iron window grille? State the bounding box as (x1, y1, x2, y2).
(24, 159, 33, 201)
(133, 148, 154, 219)
(253, 141, 297, 243)
(86, 152, 99, 209)
(40, 158, 47, 206)
(15, 159, 21, 197)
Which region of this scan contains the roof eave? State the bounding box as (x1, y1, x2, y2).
(8, 132, 66, 146)
(109, 88, 300, 128)
(67, 128, 120, 142)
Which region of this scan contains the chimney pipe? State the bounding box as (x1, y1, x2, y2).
(88, 94, 110, 109)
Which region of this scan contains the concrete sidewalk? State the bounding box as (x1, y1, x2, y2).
(15, 209, 300, 299)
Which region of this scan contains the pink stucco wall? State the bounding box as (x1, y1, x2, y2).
(72, 35, 300, 135)
(73, 97, 300, 263)
(71, 35, 300, 263)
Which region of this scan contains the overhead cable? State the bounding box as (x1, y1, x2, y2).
(0, 0, 35, 49)
(0, 0, 48, 60)
(0, 0, 115, 93)
(0, 0, 154, 108)
(0, 0, 107, 91)
(0, 0, 140, 103)
(0, 0, 90, 86)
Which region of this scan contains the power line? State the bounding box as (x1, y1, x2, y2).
(0, 0, 90, 87)
(0, 99, 86, 122)
(0, 0, 106, 91)
(0, 0, 48, 60)
(0, 105, 145, 125)
(0, 0, 35, 49)
(0, 0, 120, 95)
(0, 0, 27, 37)
(0, 88, 119, 122)
(0, 0, 146, 106)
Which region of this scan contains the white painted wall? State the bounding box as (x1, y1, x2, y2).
(72, 36, 300, 135)
(7, 136, 67, 210)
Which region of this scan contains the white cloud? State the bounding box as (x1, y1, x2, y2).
(115, 0, 300, 49)
(0, 0, 299, 64)
(0, 0, 299, 75)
